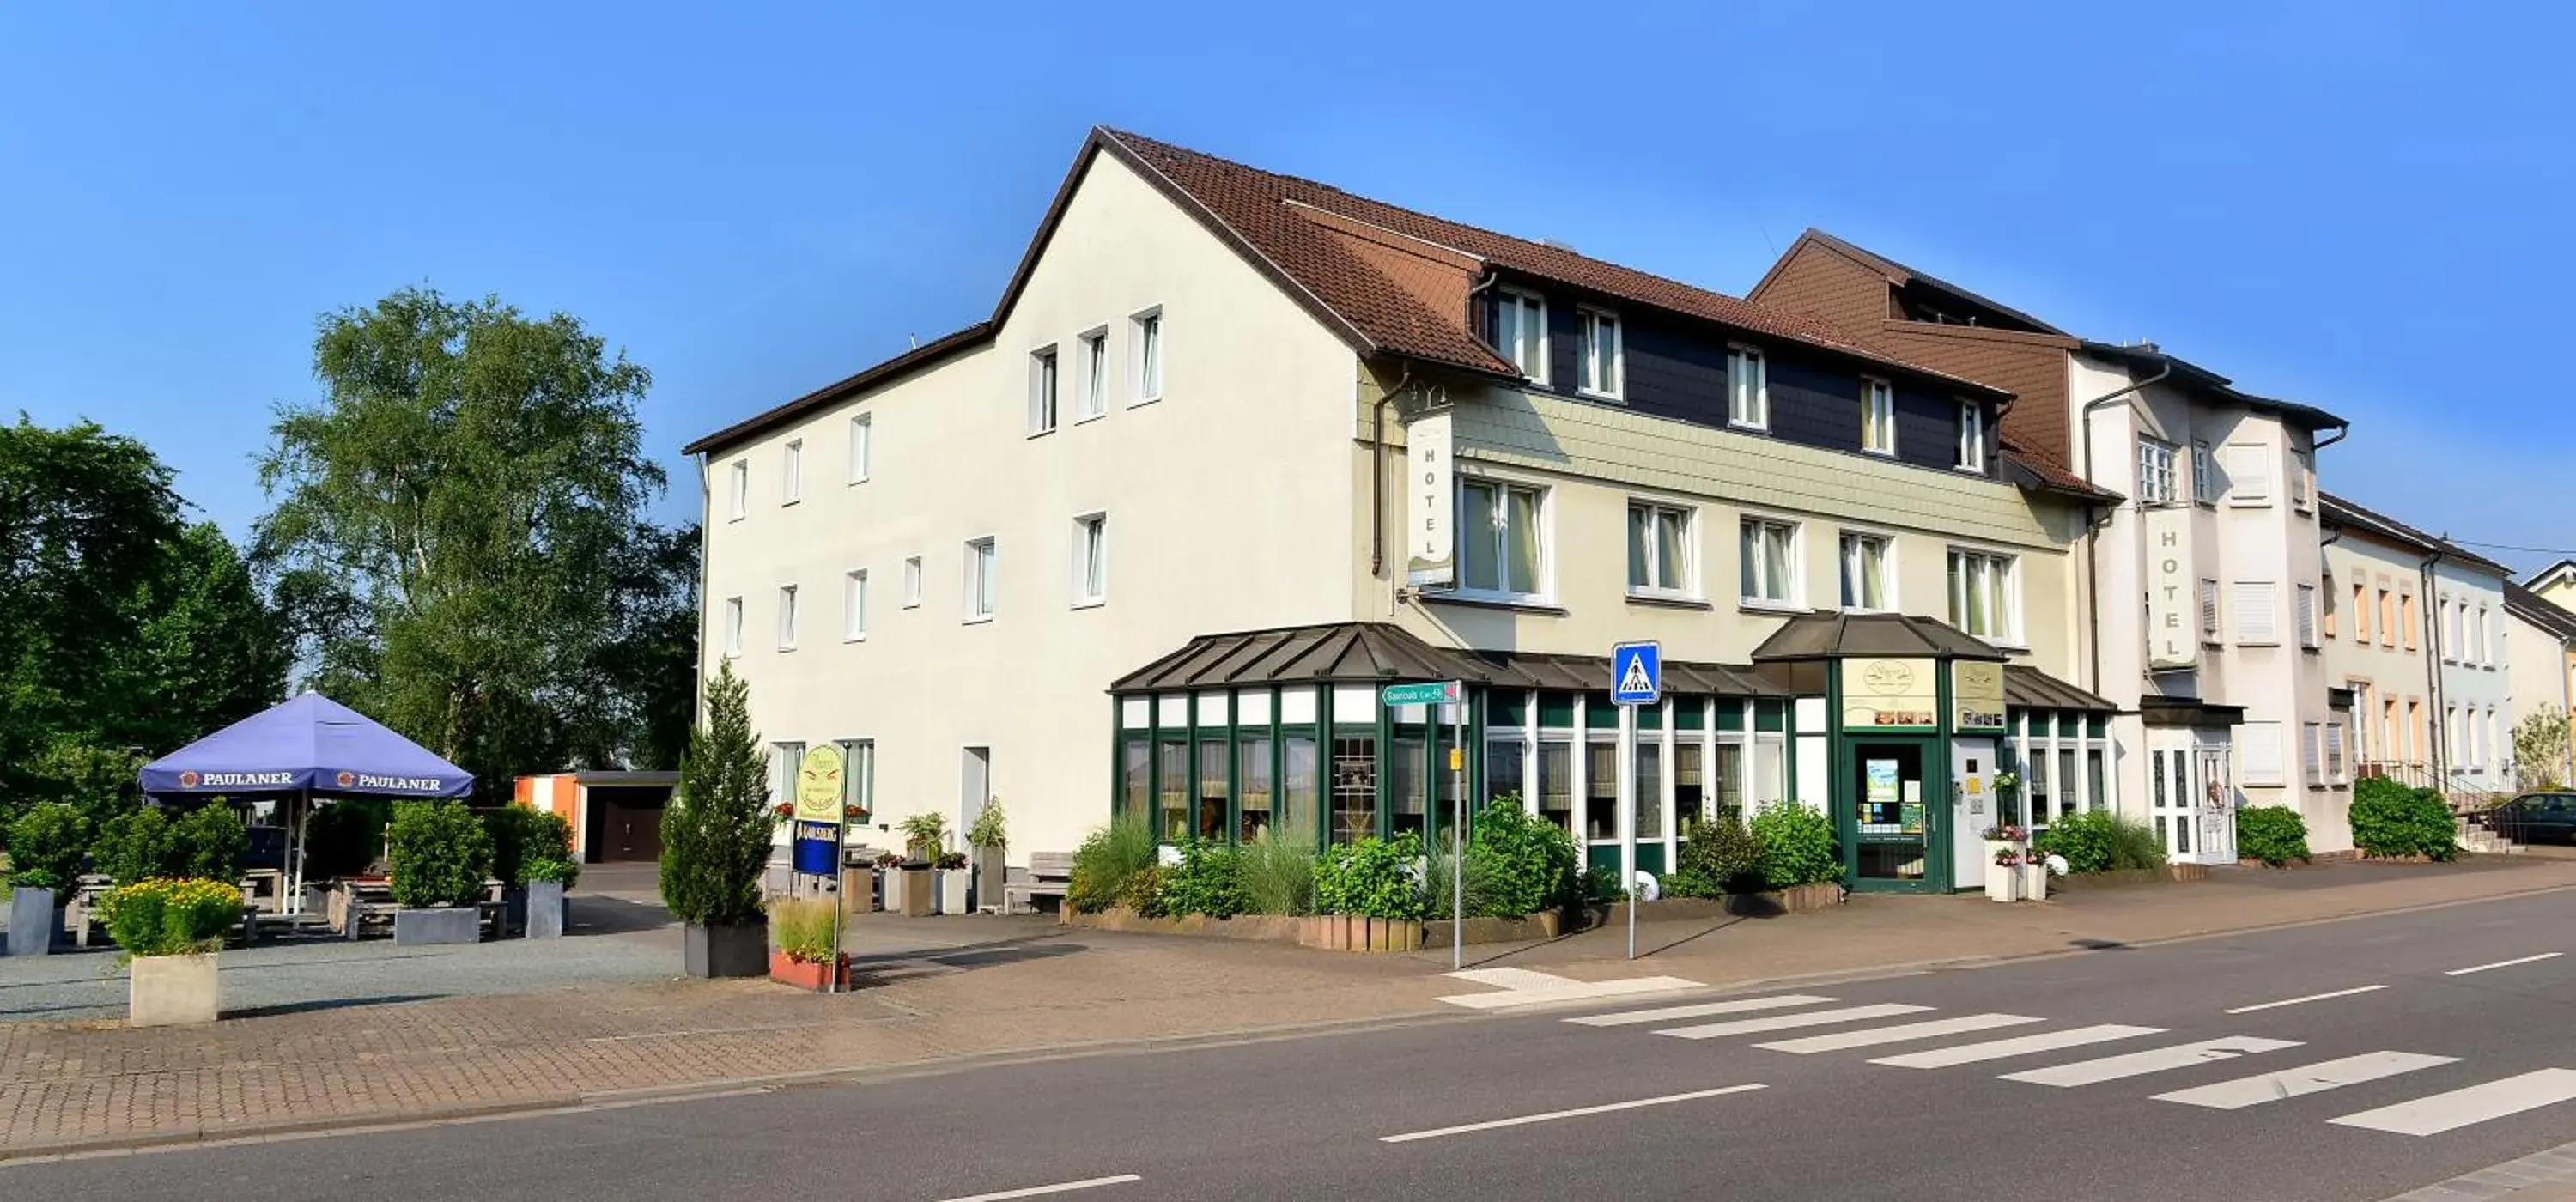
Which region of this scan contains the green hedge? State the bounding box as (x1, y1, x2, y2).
(1158, 837, 1246, 919)
(1750, 804, 1840, 889)
(2351, 777, 2457, 860)
(2234, 806, 2312, 866)
(5, 804, 88, 890)
(1315, 833, 1425, 920)
(2033, 810, 2166, 874)
(387, 800, 494, 908)
(1466, 797, 1579, 915)
(1667, 815, 1765, 897)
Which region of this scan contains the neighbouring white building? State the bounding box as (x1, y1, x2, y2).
(2318, 495, 2440, 803)
(2506, 582, 2576, 788)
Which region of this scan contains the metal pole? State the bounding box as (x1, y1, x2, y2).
(1452, 694, 1464, 972)
(1621, 701, 1637, 961)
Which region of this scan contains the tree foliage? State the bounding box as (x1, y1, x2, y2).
(659, 664, 777, 926)
(255, 288, 696, 792)
(2514, 707, 2570, 788)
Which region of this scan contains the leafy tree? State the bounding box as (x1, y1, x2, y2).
(659, 664, 777, 926)
(2513, 707, 2570, 788)
(256, 288, 693, 792)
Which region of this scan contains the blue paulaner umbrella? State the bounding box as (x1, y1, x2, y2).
(140, 694, 474, 914)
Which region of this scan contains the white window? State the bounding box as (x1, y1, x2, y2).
(1129, 308, 1163, 405)
(1493, 288, 1548, 383)
(2240, 721, 2285, 786)
(2224, 444, 2272, 506)
(1461, 478, 1547, 598)
(2296, 584, 2318, 649)
(2136, 437, 2178, 505)
(902, 555, 923, 609)
(2199, 579, 2221, 642)
(1727, 346, 1767, 429)
(2325, 721, 2347, 785)
(848, 413, 872, 483)
(1029, 345, 1059, 435)
(2191, 440, 2216, 504)
(776, 584, 799, 650)
(963, 538, 996, 621)
(1078, 329, 1109, 421)
(2302, 721, 2324, 786)
(769, 743, 805, 806)
(2234, 580, 2279, 645)
(2291, 451, 2314, 512)
(1626, 501, 1693, 597)
(2476, 607, 2492, 666)
(1956, 401, 1985, 472)
(727, 460, 749, 521)
(1576, 307, 1623, 399)
(722, 596, 744, 657)
(1839, 531, 1891, 611)
(1862, 379, 1896, 456)
(1072, 513, 1108, 606)
(1947, 549, 2020, 642)
(2440, 599, 2458, 662)
(842, 569, 868, 641)
(1740, 518, 1800, 606)
(781, 440, 803, 504)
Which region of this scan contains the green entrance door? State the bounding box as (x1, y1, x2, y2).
(1843, 738, 1941, 893)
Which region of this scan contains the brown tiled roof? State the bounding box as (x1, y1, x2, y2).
(1998, 434, 2122, 504)
(2318, 491, 2512, 577)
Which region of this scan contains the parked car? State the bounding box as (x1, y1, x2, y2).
(2489, 792, 2576, 845)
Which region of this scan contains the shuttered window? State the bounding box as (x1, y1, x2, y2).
(2302, 722, 2324, 786)
(2225, 445, 2272, 506)
(2200, 580, 2221, 641)
(2324, 722, 2347, 784)
(2234, 580, 2279, 645)
(2241, 722, 2285, 786)
(2296, 585, 2318, 648)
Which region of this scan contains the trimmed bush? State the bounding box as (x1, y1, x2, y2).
(1238, 823, 1316, 916)
(5, 803, 89, 890)
(94, 808, 179, 886)
(2235, 805, 2312, 866)
(768, 897, 838, 963)
(1315, 833, 1425, 920)
(2351, 777, 2457, 860)
(2035, 810, 2112, 873)
(522, 810, 580, 889)
(172, 804, 246, 883)
(1158, 837, 1246, 919)
(1466, 796, 1579, 916)
(1751, 804, 1840, 889)
(1117, 863, 1168, 917)
(1067, 812, 1158, 914)
(387, 800, 494, 908)
(100, 877, 244, 957)
(1671, 815, 1765, 896)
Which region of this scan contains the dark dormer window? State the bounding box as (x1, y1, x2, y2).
(1956, 401, 1986, 473)
(1492, 288, 1547, 383)
(1577, 307, 1623, 399)
(1727, 346, 1767, 429)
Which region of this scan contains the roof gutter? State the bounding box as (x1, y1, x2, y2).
(2075, 359, 2174, 695)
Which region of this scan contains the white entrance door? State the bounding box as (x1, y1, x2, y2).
(1952, 738, 1997, 890)
(2148, 734, 2196, 863)
(2195, 742, 2237, 864)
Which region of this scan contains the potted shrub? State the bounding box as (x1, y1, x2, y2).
(1979, 825, 2026, 902)
(872, 850, 903, 914)
(388, 799, 494, 944)
(661, 663, 782, 976)
(766, 896, 848, 991)
(966, 798, 1008, 914)
(522, 810, 579, 938)
(6, 804, 89, 957)
(936, 850, 970, 914)
(100, 877, 244, 1025)
(896, 812, 947, 917)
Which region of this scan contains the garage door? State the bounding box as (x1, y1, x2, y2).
(591, 788, 667, 862)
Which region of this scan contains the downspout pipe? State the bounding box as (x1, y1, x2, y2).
(1369, 364, 1417, 580)
(2421, 548, 2446, 786)
(2075, 361, 2174, 694)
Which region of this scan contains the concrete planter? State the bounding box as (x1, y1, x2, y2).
(523, 880, 568, 938)
(2020, 864, 2051, 901)
(2055, 864, 2214, 890)
(898, 865, 934, 917)
(973, 847, 1006, 914)
(501, 887, 528, 936)
(1567, 885, 1844, 930)
(1984, 863, 2023, 902)
(1297, 914, 1424, 951)
(1424, 911, 1564, 945)
(129, 952, 220, 1026)
(937, 869, 969, 915)
(768, 949, 851, 992)
(7, 886, 56, 956)
(393, 906, 481, 945)
(683, 920, 769, 978)
(875, 868, 902, 914)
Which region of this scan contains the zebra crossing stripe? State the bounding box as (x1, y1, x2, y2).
(2327, 1068, 2576, 1136)
(1756, 1013, 2043, 1054)
(2152, 1051, 2458, 1110)
(1871, 1024, 2165, 1069)
(2000, 1036, 2303, 1087)
(1568, 994, 1839, 1027)
(1656, 1003, 1933, 1041)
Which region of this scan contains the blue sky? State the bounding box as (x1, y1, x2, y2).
(4, 3, 2568, 572)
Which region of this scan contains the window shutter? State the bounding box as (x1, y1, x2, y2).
(2301, 722, 2323, 786)
(2225, 445, 2271, 505)
(2234, 581, 2279, 645)
(2199, 580, 2220, 639)
(2240, 723, 2285, 786)
(2296, 585, 2318, 647)
(2324, 723, 2346, 783)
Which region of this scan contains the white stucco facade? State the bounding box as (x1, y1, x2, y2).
(2319, 526, 2435, 787)
(2431, 559, 2512, 792)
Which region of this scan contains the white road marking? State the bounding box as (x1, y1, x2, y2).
(938, 1175, 1142, 1202)
(1444, 968, 1584, 990)
(1755, 1013, 2042, 1053)
(2152, 1051, 2458, 1110)
(2444, 952, 2563, 977)
(2328, 1069, 2576, 1136)
(1379, 1084, 1766, 1143)
(2222, 985, 2387, 1014)
(1871, 1025, 2166, 1069)
(1567, 994, 1838, 1027)
(2000, 1036, 2304, 1087)
(1656, 1003, 1932, 1041)
(1436, 975, 1704, 1010)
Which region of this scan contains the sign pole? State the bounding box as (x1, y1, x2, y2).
(1452, 694, 1465, 972)
(1621, 698, 1636, 961)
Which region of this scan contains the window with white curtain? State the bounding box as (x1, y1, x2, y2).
(1029, 345, 1059, 435)
(727, 460, 749, 520)
(1862, 379, 1896, 455)
(1740, 518, 1798, 605)
(2191, 440, 2216, 504)
(843, 569, 867, 641)
(848, 413, 872, 483)
(723, 596, 744, 657)
(963, 538, 997, 621)
(1130, 308, 1163, 404)
(1948, 549, 2018, 641)
(1955, 401, 1984, 472)
(1461, 479, 1546, 598)
(776, 584, 799, 650)
(1078, 330, 1109, 421)
(1577, 308, 1623, 399)
(781, 440, 803, 504)
(902, 555, 923, 609)
(1492, 288, 1547, 382)
(1840, 531, 1890, 611)
(1626, 501, 1693, 597)
(1072, 513, 1108, 606)
(2136, 437, 2178, 505)
(1728, 346, 1767, 428)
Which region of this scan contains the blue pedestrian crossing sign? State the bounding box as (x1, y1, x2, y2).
(1611, 640, 1662, 706)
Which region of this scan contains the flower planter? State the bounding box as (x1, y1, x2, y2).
(2019, 863, 2050, 902)
(523, 880, 568, 938)
(973, 847, 1006, 914)
(768, 949, 851, 991)
(875, 867, 902, 914)
(7, 886, 57, 957)
(898, 864, 934, 917)
(393, 905, 482, 945)
(937, 869, 969, 915)
(683, 920, 769, 978)
(129, 952, 220, 1026)
(501, 886, 528, 936)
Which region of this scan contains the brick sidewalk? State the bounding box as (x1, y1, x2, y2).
(5, 856, 2572, 1158)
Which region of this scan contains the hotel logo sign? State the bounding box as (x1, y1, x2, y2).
(1404, 410, 1455, 590)
(2143, 507, 2196, 670)
(1842, 658, 1937, 730)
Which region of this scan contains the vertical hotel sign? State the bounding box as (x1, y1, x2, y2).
(1405, 410, 1455, 589)
(2143, 507, 2196, 669)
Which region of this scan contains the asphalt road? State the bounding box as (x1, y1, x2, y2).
(11, 888, 2576, 1202)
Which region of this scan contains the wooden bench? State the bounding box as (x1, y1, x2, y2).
(331, 878, 507, 939)
(1003, 851, 1074, 915)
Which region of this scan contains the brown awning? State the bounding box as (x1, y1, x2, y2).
(1112, 623, 1784, 698)
(1751, 612, 2009, 662)
(2002, 665, 2117, 713)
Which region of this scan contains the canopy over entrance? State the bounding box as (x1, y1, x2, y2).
(140, 693, 473, 799)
